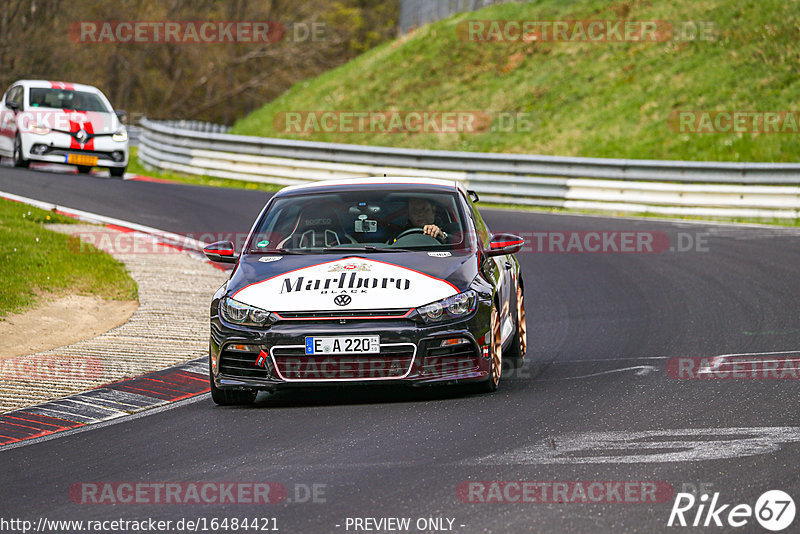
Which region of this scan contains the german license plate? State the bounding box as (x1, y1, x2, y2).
(305, 335, 380, 355)
(66, 154, 98, 166)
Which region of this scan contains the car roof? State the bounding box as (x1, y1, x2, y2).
(277, 177, 464, 196)
(11, 80, 103, 93)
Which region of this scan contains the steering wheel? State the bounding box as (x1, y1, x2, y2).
(395, 228, 426, 240)
(390, 227, 445, 244)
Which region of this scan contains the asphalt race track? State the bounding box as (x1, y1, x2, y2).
(2, 166, 800, 533)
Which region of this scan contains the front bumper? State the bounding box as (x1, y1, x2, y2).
(210, 307, 493, 391)
(20, 131, 129, 167)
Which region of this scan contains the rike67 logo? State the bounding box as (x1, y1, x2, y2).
(668, 490, 795, 531)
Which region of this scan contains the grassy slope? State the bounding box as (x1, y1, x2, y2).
(230, 0, 800, 162)
(0, 199, 138, 316)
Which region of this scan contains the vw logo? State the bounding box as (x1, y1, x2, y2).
(76, 129, 88, 143)
(333, 295, 352, 307)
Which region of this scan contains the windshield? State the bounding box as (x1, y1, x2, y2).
(28, 88, 110, 112)
(248, 189, 469, 253)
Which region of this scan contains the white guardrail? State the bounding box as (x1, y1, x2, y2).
(138, 118, 800, 218)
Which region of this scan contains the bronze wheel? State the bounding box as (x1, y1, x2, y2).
(507, 281, 527, 365)
(472, 303, 502, 393)
(474, 304, 502, 393)
(490, 305, 502, 387)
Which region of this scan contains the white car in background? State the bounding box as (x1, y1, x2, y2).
(0, 80, 128, 177)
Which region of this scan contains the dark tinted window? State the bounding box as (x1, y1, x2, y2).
(248, 189, 468, 252)
(6, 86, 23, 107)
(28, 88, 110, 112)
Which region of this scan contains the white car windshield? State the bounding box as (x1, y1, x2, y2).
(28, 88, 111, 112)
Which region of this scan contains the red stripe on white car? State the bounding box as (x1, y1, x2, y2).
(49, 81, 75, 90)
(83, 114, 94, 151)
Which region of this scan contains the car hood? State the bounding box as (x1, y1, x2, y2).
(228, 252, 477, 312)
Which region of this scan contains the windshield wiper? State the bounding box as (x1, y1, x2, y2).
(322, 246, 426, 253)
(321, 246, 382, 253)
(251, 248, 308, 255)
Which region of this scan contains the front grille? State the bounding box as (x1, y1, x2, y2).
(274, 309, 411, 321)
(272, 344, 415, 381)
(219, 349, 269, 380)
(422, 342, 481, 378)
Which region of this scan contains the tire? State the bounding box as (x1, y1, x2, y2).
(210, 367, 257, 406)
(474, 303, 502, 393)
(77, 165, 92, 174)
(506, 280, 527, 367)
(109, 166, 126, 178)
(13, 135, 29, 168)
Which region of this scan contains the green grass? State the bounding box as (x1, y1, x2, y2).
(128, 147, 280, 193)
(0, 199, 138, 316)
(230, 0, 800, 163)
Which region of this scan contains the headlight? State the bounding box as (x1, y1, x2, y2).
(415, 290, 478, 324)
(28, 123, 51, 135)
(219, 297, 274, 327)
(112, 128, 128, 142)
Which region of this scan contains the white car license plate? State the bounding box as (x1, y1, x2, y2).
(305, 335, 380, 355)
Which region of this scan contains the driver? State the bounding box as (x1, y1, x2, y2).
(399, 198, 446, 241)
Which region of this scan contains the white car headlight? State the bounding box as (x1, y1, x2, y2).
(219, 297, 274, 327)
(112, 128, 128, 142)
(28, 122, 51, 135)
(416, 290, 478, 324)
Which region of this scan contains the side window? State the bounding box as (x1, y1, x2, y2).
(458, 190, 484, 251)
(6, 86, 21, 107)
(466, 193, 490, 248)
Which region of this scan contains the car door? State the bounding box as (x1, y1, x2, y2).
(0, 85, 22, 156)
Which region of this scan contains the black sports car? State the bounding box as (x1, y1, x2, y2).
(204, 177, 526, 405)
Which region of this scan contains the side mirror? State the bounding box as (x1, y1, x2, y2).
(6, 101, 19, 111)
(467, 190, 479, 203)
(484, 233, 524, 257)
(203, 241, 238, 264)
(115, 110, 127, 123)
